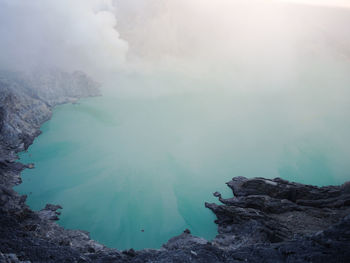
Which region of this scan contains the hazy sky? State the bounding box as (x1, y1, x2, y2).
(0, 0, 128, 75)
(277, 0, 350, 8)
(114, 0, 350, 82)
(0, 0, 349, 78)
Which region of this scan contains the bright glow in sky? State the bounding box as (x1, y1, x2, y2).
(276, 0, 350, 8)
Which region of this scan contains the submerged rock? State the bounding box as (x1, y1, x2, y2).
(26, 164, 34, 169)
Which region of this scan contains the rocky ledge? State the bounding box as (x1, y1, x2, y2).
(1, 71, 349, 262)
(206, 177, 350, 250)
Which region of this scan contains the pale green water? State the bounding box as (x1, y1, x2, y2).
(15, 58, 350, 249)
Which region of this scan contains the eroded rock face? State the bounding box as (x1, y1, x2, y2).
(206, 177, 350, 250)
(0, 70, 100, 156)
(1, 71, 349, 262)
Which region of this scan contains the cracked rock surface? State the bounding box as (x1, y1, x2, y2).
(206, 177, 350, 250)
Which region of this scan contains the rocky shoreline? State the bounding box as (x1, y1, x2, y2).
(1, 71, 349, 262)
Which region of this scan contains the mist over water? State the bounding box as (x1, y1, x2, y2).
(8, 0, 350, 250)
(16, 53, 350, 248)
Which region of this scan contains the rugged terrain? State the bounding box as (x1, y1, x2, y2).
(0, 71, 349, 262)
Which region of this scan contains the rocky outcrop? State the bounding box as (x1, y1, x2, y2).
(126, 178, 350, 263)
(1, 70, 349, 262)
(206, 177, 350, 250)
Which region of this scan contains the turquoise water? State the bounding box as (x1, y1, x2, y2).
(15, 61, 350, 249)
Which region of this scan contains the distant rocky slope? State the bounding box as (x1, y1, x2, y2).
(0, 70, 100, 155)
(0, 71, 349, 262)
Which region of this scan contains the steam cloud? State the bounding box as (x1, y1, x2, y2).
(1, 0, 350, 80)
(0, 0, 128, 76)
(0, 0, 350, 184)
(112, 0, 350, 92)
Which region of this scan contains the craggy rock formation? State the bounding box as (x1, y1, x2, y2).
(206, 177, 350, 250)
(1, 71, 349, 262)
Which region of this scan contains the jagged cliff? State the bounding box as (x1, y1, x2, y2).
(0, 71, 349, 263)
